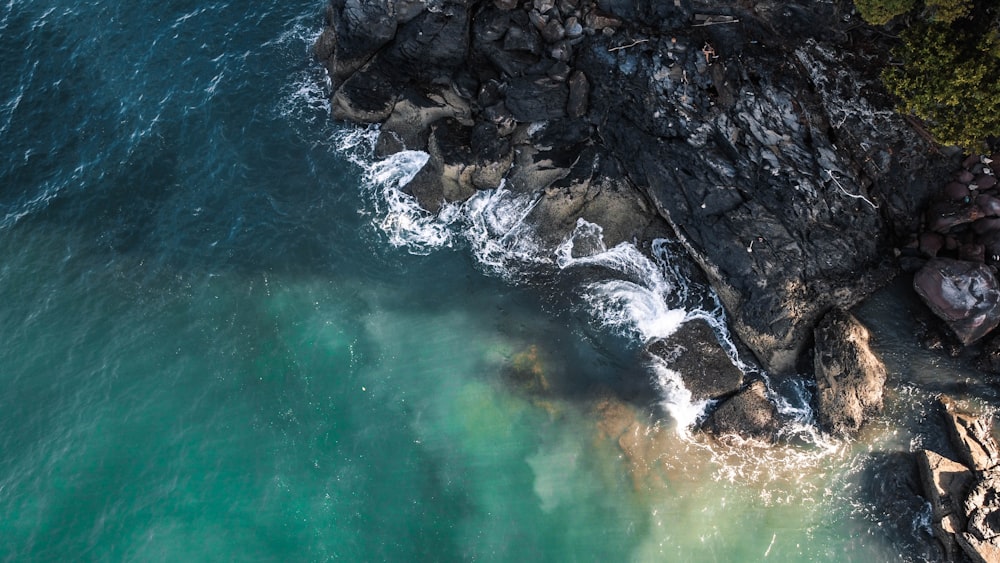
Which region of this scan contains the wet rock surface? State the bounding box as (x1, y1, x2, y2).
(702, 379, 780, 442)
(812, 308, 887, 437)
(646, 319, 743, 402)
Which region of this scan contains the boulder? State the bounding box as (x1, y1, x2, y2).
(583, 36, 928, 375)
(812, 308, 887, 437)
(384, 6, 471, 72)
(928, 200, 986, 233)
(913, 258, 1000, 346)
(318, 0, 427, 83)
(505, 76, 569, 122)
(646, 318, 743, 402)
(702, 380, 780, 442)
(940, 396, 1000, 472)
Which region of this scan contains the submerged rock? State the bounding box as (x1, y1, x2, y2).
(812, 308, 887, 437)
(702, 380, 779, 442)
(646, 318, 743, 402)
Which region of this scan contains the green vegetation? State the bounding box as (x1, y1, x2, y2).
(855, 0, 1000, 150)
(854, 0, 917, 25)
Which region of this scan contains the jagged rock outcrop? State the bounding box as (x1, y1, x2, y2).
(812, 308, 887, 437)
(314, 0, 955, 431)
(919, 397, 1000, 562)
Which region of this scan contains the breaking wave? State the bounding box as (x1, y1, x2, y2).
(330, 125, 834, 447)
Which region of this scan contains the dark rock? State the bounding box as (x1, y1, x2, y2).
(703, 380, 780, 442)
(404, 118, 513, 212)
(504, 118, 591, 193)
(973, 218, 1000, 236)
(550, 40, 575, 62)
(541, 19, 566, 43)
(583, 9, 621, 30)
(581, 35, 937, 375)
(566, 70, 589, 118)
(928, 200, 986, 233)
(313, 26, 337, 61)
(384, 7, 470, 73)
(861, 451, 946, 561)
(564, 16, 583, 38)
(940, 396, 1000, 472)
(982, 334, 1000, 373)
(961, 243, 986, 263)
(646, 319, 744, 401)
(330, 60, 399, 123)
(319, 0, 426, 84)
(533, 0, 555, 13)
(919, 232, 945, 257)
(976, 175, 998, 191)
(375, 88, 472, 157)
(813, 308, 887, 437)
(503, 24, 543, 55)
(319, 0, 956, 392)
(476, 8, 510, 42)
(524, 146, 656, 248)
(960, 472, 1000, 563)
(505, 76, 569, 122)
(976, 194, 1000, 217)
(945, 181, 971, 201)
(913, 258, 1000, 346)
(547, 61, 571, 81)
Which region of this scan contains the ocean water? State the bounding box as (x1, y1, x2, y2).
(0, 1, 988, 560)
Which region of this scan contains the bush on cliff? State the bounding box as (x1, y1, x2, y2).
(882, 22, 1000, 150)
(855, 0, 999, 150)
(854, 0, 916, 25)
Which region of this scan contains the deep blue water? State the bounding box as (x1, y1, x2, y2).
(0, 0, 980, 560)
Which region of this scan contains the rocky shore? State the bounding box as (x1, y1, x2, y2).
(919, 397, 1000, 562)
(313, 0, 972, 435)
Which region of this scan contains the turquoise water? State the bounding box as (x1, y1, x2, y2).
(0, 0, 975, 560)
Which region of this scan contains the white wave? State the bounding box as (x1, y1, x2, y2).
(557, 219, 687, 342)
(461, 187, 546, 280)
(272, 17, 331, 124)
(331, 126, 453, 255)
(276, 62, 330, 125)
(650, 360, 711, 436)
(1, 182, 62, 230)
(329, 127, 775, 440)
